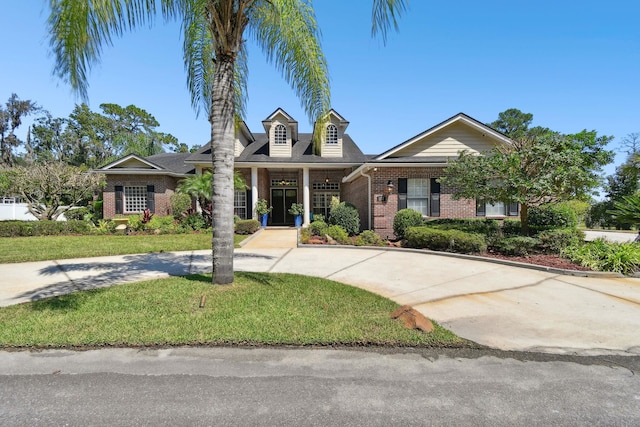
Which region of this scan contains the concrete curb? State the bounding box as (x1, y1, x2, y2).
(296, 242, 625, 279)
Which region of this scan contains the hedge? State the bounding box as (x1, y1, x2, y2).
(404, 226, 487, 254)
(234, 219, 260, 235)
(0, 220, 95, 237)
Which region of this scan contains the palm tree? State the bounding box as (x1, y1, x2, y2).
(47, 0, 406, 284)
(179, 170, 247, 223)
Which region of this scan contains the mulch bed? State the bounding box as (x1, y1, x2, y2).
(303, 237, 591, 271)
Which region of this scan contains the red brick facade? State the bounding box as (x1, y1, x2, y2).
(103, 174, 180, 218)
(343, 167, 484, 239)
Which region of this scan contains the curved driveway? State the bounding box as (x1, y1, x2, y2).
(1, 230, 640, 356)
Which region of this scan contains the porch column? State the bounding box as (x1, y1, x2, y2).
(303, 167, 311, 226)
(251, 167, 258, 220)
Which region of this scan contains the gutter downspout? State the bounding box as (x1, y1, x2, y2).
(359, 167, 373, 230)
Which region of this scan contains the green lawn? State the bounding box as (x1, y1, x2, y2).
(0, 233, 247, 263)
(0, 272, 466, 349)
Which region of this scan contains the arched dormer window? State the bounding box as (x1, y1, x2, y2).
(274, 124, 287, 144)
(326, 124, 338, 144)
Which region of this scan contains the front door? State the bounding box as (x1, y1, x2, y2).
(271, 188, 297, 225)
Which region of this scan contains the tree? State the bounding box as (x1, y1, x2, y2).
(620, 132, 640, 156)
(607, 195, 640, 241)
(0, 94, 39, 166)
(31, 103, 179, 168)
(441, 109, 614, 235)
(178, 170, 248, 223)
(10, 163, 104, 220)
(48, 0, 406, 284)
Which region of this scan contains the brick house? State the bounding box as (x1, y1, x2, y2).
(98, 110, 519, 236)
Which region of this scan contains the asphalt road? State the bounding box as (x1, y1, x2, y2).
(1, 347, 638, 426)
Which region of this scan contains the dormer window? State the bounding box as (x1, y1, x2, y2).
(327, 124, 338, 144)
(274, 124, 287, 144)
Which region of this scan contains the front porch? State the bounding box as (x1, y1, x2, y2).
(236, 166, 347, 227)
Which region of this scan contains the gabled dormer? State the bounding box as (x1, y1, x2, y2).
(262, 108, 298, 158)
(234, 120, 256, 157)
(317, 109, 348, 158)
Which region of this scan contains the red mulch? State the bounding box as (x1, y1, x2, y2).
(479, 252, 591, 271)
(303, 237, 590, 271)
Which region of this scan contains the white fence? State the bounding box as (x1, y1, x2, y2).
(0, 198, 66, 221)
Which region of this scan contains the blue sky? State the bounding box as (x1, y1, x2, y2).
(1, 1, 638, 184)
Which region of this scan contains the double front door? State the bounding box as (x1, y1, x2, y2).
(270, 188, 297, 225)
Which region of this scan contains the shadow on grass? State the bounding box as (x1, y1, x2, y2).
(236, 271, 275, 286)
(21, 251, 279, 304)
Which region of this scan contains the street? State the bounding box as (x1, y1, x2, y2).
(1, 347, 638, 426)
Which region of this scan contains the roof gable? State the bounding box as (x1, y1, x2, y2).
(375, 113, 512, 160)
(100, 154, 163, 170)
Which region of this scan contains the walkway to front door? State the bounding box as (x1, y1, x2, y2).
(240, 228, 298, 249)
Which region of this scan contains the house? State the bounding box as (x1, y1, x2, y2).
(98, 110, 519, 237)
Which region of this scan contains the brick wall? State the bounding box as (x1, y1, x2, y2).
(343, 167, 489, 238)
(103, 175, 179, 218)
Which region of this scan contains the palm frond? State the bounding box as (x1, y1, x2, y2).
(47, 0, 164, 99)
(607, 195, 640, 225)
(371, 0, 408, 44)
(248, 0, 330, 126)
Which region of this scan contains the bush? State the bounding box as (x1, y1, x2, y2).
(326, 224, 350, 244)
(180, 213, 209, 231)
(146, 216, 179, 234)
(235, 219, 260, 235)
(354, 230, 385, 246)
(308, 219, 328, 236)
(502, 219, 522, 236)
(0, 220, 94, 237)
(529, 204, 577, 231)
(404, 226, 487, 254)
(562, 239, 640, 275)
(425, 218, 501, 236)
(536, 228, 585, 253)
(64, 207, 91, 221)
(170, 193, 192, 219)
(300, 227, 312, 244)
(560, 200, 590, 226)
(329, 202, 360, 236)
(393, 209, 424, 239)
(493, 236, 540, 256)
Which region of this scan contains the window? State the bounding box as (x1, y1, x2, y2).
(407, 178, 429, 216)
(234, 190, 247, 219)
(398, 178, 440, 217)
(313, 192, 339, 220)
(274, 124, 287, 144)
(124, 186, 147, 213)
(326, 124, 338, 144)
(477, 200, 519, 217)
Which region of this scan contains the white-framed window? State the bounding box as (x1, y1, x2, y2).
(326, 124, 338, 144)
(407, 178, 429, 216)
(313, 192, 339, 220)
(234, 190, 247, 219)
(124, 186, 147, 213)
(485, 202, 506, 216)
(274, 124, 287, 144)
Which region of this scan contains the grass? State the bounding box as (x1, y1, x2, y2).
(0, 272, 465, 349)
(0, 233, 248, 264)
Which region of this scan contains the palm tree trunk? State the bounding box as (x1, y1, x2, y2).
(210, 55, 236, 285)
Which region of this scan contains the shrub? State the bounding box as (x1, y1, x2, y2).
(536, 228, 585, 253)
(170, 193, 192, 219)
(146, 216, 178, 234)
(326, 224, 350, 245)
(0, 220, 94, 237)
(235, 219, 260, 235)
(354, 230, 385, 246)
(300, 227, 312, 244)
(562, 239, 640, 275)
(404, 226, 487, 254)
(127, 215, 146, 232)
(64, 207, 91, 221)
(559, 200, 590, 226)
(329, 202, 360, 236)
(425, 218, 501, 236)
(308, 219, 328, 236)
(529, 204, 577, 231)
(181, 213, 209, 231)
(502, 219, 522, 236)
(393, 209, 424, 239)
(493, 236, 540, 256)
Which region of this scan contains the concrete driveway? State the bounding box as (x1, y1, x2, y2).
(1, 230, 640, 355)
